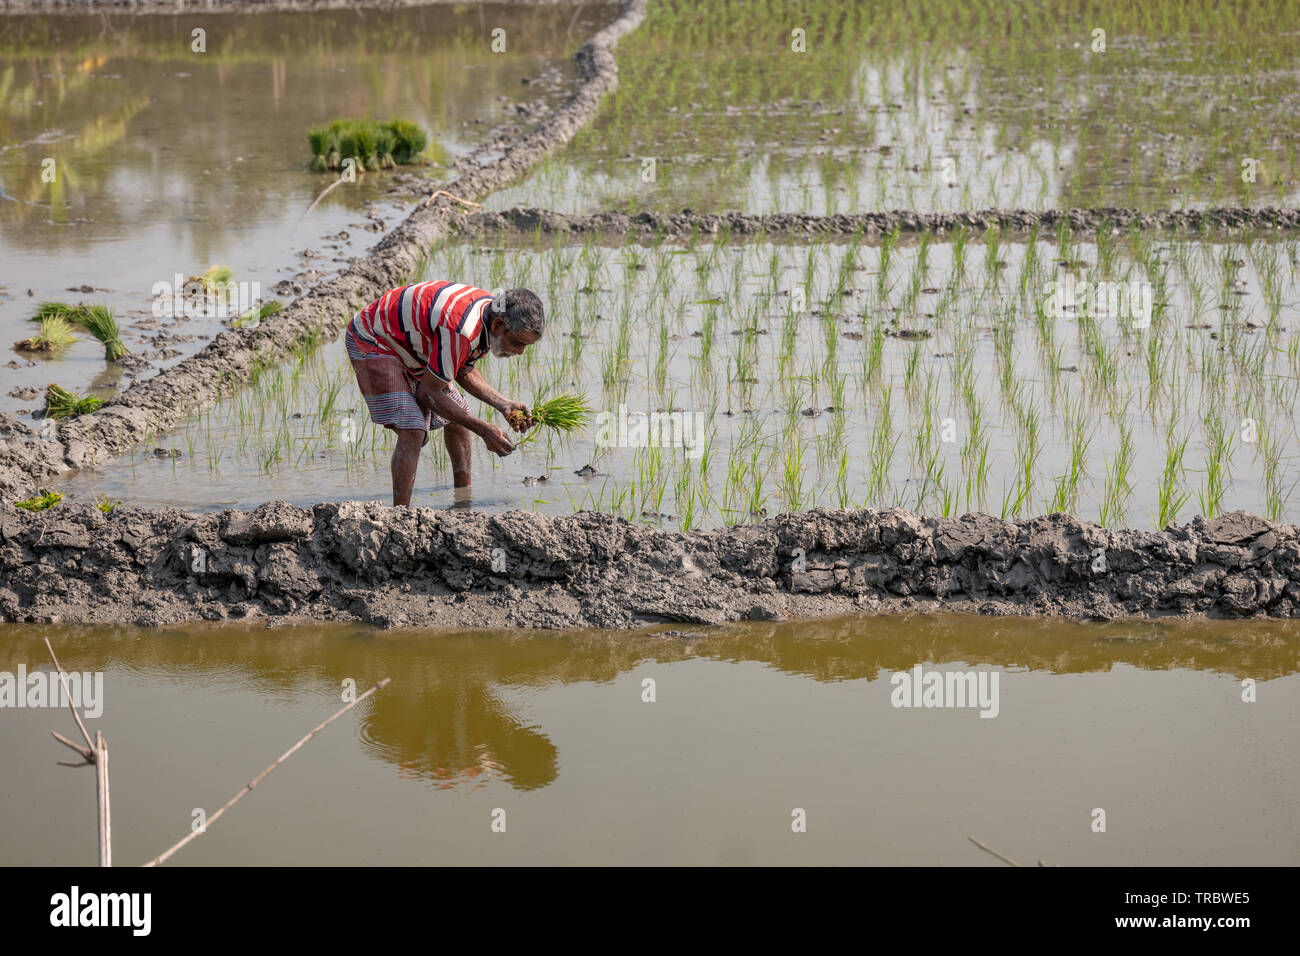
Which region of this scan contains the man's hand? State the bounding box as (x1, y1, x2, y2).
(479, 422, 515, 457)
(502, 400, 536, 433)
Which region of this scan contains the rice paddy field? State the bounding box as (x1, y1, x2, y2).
(490, 0, 1300, 214)
(63, 226, 1300, 530)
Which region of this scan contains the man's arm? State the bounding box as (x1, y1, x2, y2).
(456, 366, 534, 431)
(416, 374, 514, 456)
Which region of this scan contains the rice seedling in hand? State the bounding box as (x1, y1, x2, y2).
(14, 316, 77, 353)
(72, 304, 128, 360)
(46, 383, 103, 419)
(513, 394, 593, 446)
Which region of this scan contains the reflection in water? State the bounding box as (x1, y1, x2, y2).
(1, 614, 1294, 793)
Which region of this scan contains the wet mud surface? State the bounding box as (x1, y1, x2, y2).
(1, 501, 1296, 628)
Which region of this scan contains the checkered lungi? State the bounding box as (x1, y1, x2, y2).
(346, 317, 471, 446)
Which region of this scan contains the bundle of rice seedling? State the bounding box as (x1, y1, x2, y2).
(46, 383, 103, 419)
(14, 316, 77, 352)
(30, 301, 79, 322)
(307, 118, 428, 172)
(72, 304, 128, 360)
(199, 264, 234, 292)
(234, 299, 284, 328)
(513, 394, 593, 445)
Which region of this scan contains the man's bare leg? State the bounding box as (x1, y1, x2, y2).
(444, 421, 473, 488)
(392, 427, 425, 507)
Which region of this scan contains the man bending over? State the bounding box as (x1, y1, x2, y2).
(346, 281, 543, 506)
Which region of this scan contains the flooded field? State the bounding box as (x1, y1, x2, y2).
(1, 614, 1296, 866)
(489, 0, 1300, 215)
(3, 0, 1300, 881)
(0, 3, 618, 417)
(61, 229, 1300, 529)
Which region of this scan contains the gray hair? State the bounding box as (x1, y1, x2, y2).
(491, 288, 545, 336)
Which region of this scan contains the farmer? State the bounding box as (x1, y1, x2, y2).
(346, 281, 544, 506)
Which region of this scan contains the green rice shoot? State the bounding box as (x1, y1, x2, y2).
(14, 316, 77, 352)
(15, 490, 62, 512)
(73, 304, 128, 361)
(46, 383, 103, 419)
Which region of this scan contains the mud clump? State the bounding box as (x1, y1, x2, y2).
(2, 501, 1299, 629)
(451, 206, 1300, 244)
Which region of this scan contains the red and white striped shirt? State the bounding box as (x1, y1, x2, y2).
(350, 281, 492, 382)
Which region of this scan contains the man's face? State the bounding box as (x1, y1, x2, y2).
(488, 316, 540, 358)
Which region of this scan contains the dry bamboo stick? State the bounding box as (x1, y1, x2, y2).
(44, 637, 95, 758)
(967, 835, 1023, 867)
(97, 731, 111, 867)
(143, 677, 390, 867)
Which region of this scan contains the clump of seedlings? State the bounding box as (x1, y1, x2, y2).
(234, 300, 284, 329)
(45, 383, 103, 419)
(307, 118, 428, 172)
(26, 301, 127, 360)
(73, 304, 128, 361)
(514, 394, 593, 445)
(15, 490, 62, 512)
(14, 316, 77, 353)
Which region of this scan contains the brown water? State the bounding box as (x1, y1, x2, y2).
(1, 614, 1296, 866)
(0, 3, 618, 418)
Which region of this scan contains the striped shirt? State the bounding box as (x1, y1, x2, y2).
(350, 281, 492, 383)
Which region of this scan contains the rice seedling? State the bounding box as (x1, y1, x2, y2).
(72, 304, 128, 360)
(94, 495, 120, 514)
(45, 383, 103, 419)
(307, 117, 428, 172)
(29, 301, 79, 322)
(235, 300, 284, 328)
(15, 490, 62, 512)
(1158, 436, 1190, 528)
(514, 394, 593, 446)
(14, 316, 77, 353)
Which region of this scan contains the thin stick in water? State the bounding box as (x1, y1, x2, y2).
(143, 677, 391, 867)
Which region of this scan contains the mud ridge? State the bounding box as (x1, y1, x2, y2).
(1, 502, 1297, 628)
(451, 205, 1300, 244)
(0, 0, 647, 503)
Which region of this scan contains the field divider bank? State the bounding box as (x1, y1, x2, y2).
(1, 502, 1296, 627)
(451, 205, 1300, 243)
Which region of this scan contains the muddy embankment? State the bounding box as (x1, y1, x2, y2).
(1, 502, 1297, 628)
(451, 205, 1300, 243)
(0, 0, 649, 503)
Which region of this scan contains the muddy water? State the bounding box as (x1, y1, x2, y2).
(0, 614, 1295, 865)
(58, 233, 1300, 529)
(0, 3, 618, 419)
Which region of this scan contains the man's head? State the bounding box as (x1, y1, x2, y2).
(487, 288, 544, 358)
